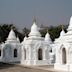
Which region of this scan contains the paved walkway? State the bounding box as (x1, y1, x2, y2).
(0, 63, 66, 72)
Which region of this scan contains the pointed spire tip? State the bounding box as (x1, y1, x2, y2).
(62, 25, 64, 30)
(47, 28, 49, 33)
(33, 16, 36, 23)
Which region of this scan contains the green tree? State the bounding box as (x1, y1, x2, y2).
(22, 27, 30, 37)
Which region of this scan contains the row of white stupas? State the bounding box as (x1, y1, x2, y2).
(0, 16, 72, 71)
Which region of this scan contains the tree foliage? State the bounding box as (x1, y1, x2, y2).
(40, 25, 67, 41)
(0, 24, 68, 43)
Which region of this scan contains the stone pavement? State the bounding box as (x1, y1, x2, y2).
(0, 63, 67, 72)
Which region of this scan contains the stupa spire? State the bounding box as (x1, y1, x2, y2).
(7, 28, 16, 40)
(62, 25, 64, 30)
(68, 16, 72, 30)
(32, 16, 36, 23)
(45, 29, 52, 43)
(59, 25, 65, 37)
(47, 28, 49, 33)
(28, 17, 41, 37)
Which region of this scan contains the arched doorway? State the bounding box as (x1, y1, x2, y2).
(4, 46, 12, 62)
(62, 48, 66, 64)
(24, 49, 26, 60)
(50, 49, 52, 52)
(38, 48, 42, 60)
(14, 49, 17, 57)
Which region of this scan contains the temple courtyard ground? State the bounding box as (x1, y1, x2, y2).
(0, 63, 66, 72)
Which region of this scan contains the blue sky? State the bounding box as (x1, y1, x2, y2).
(0, 0, 72, 29)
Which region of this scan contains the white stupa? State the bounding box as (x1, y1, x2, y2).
(17, 36, 20, 43)
(21, 17, 51, 65)
(29, 20, 41, 37)
(59, 29, 65, 38)
(54, 26, 65, 44)
(45, 30, 52, 44)
(21, 36, 27, 45)
(1, 28, 21, 63)
(67, 16, 72, 30)
(54, 16, 72, 71)
(7, 29, 17, 40)
(5, 29, 17, 43)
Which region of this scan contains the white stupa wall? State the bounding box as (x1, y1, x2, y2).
(54, 16, 72, 71)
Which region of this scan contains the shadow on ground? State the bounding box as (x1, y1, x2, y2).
(0, 62, 16, 69)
